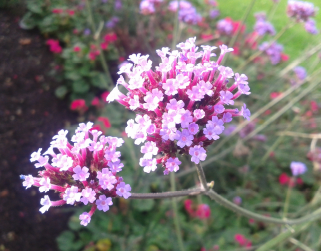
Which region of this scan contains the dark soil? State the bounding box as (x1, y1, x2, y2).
(0, 11, 77, 251)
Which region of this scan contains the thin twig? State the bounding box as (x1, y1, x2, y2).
(129, 188, 205, 199)
(195, 163, 209, 191)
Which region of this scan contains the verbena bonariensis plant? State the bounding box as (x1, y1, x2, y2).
(21, 38, 321, 232)
(21, 122, 131, 226)
(108, 37, 251, 175)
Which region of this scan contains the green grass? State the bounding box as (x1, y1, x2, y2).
(217, 0, 321, 64)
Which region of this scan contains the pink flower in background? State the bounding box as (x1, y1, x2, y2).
(46, 39, 62, 54)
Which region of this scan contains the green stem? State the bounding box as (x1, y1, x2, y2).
(170, 172, 185, 251)
(85, 0, 113, 89)
(195, 163, 208, 191)
(283, 177, 294, 219)
(205, 189, 321, 225)
(256, 222, 313, 251)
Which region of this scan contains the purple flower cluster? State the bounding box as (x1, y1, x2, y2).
(108, 37, 251, 175)
(287, 0, 318, 34)
(254, 12, 276, 36)
(259, 42, 284, 65)
(290, 161, 307, 176)
(216, 19, 233, 36)
(105, 17, 120, 29)
(293, 66, 307, 80)
(304, 19, 319, 34)
(140, 0, 163, 15)
(168, 1, 202, 24)
(21, 122, 131, 226)
(287, 0, 316, 21)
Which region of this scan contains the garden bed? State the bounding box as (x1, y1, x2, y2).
(0, 11, 77, 251)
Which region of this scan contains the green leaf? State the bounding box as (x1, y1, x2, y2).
(65, 71, 81, 81)
(19, 12, 37, 30)
(68, 215, 82, 231)
(27, 2, 43, 14)
(72, 81, 90, 93)
(55, 85, 68, 98)
(56, 230, 83, 251)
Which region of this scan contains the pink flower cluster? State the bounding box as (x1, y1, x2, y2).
(22, 122, 131, 226)
(108, 37, 251, 175)
(46, 39, 62, 54)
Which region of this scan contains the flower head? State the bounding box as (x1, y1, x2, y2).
(110, 37, 250, 172)
(290, 161, 307, 176)
(21, 123, 131, 225)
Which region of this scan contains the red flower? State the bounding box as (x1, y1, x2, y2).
(52, 8, 64, 14)
(119, 57, 125, 62)
(281, 53, 289, 62)
(232, 46, 240, 55)
(270, 92, 282, 99)
(101, 42, 108, 50)
(201, 34, 214, 41)
(184, 199, 195, 216)
(234, 234, 252, 248)
(279, 173, 289, 185)
(73, 46, 81, 52)
(91, 97, 100, 106)
(97, 117, 111, 128)
(104, 33, 117, 43)
(90, 125, 104, 133)
(196, 204, 211, 219)
(101, 91, 110, 102)
(310, 101, 319, 112)
(67, 10, 75, 16)
(46, 39, 62, 54)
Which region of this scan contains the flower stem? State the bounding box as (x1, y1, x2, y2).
(170, 172, 185, 251)
(129, 188, 205, 199)
(205, 189, 321, 225)
(195, 163, 209, 191)
(85, 0, 113, 89)
(282, 177, 294, 219)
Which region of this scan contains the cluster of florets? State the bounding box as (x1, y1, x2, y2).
(293, 66, 307, 81)
(254, 12, 276, 36)
(287, 0, 316, 21)
(168, 0, 202, 24)
(287, 0, 318, 34)
(108, 37, 251, 175)
(216, 19, 234, 36)
(259, 42, 284, 65)
(21, 122, 131, 226)
(140, 0, 163, 15)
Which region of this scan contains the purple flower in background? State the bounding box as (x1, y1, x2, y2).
(217, 19, 233, 35)
(259, 42, 284, 65)
(305, 19, 318, 34)
(254, 17, 276, 36)
(233, 196, 242, 205)
(287, 0, 316, 21)
(209, 9, 220, 19)
(114, 0, 122, 10)
(105, 17, 119, 29)
(168, 1, 202, 24)
(293, 66, 307, 80)
(83, 28, 91, 36)
(140, 0, 155, 15)
(290, 161, 307, 176)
